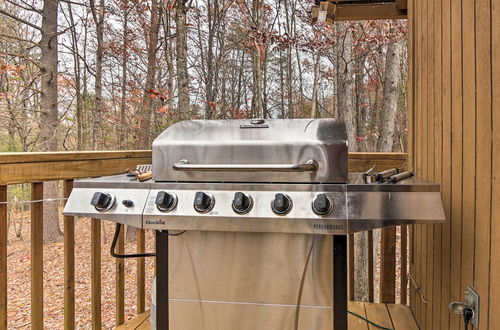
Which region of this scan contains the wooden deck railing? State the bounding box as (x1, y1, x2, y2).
(0, 151, 408, 329)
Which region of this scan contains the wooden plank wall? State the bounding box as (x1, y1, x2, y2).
(408, 0, 499, 328)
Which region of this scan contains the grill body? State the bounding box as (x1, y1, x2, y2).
(62, 118, 445, 330)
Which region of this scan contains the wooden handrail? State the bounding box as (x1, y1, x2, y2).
(0, 150, 407, 185)
(0, 150, 152, 185)
(0, 151, 408, 328)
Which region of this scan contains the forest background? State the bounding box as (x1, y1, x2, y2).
(0, 0, 408, 327)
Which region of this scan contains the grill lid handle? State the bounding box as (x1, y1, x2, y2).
(172, 159, 318, 172)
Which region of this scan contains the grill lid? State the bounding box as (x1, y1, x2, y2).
(152, 118, 348, 183)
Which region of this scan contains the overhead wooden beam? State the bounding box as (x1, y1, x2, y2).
(396, 0, 407, 10)
(335, 3, 406, 21)
(312, 2, 407, 22)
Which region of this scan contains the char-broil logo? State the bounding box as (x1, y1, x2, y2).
(313, 223, 343, 231)
(239, 124, 269, 129)
(146, 219, 165, 225)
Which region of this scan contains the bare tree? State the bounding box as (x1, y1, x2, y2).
(119, 1, 129, 150)
(137, 0, 160, 148)
(176, 0, 190, 118)
(377, 40, 403, 152)
(310, 52, 321, 118)
(39, 0, 63, 242)
(335, 23, 357, 150)
(89, 0, 104, 150)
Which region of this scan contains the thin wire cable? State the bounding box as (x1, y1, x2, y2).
(167, 298, 394, 329)
(408, 272, 428, 304)
(348, 311, 394, 330)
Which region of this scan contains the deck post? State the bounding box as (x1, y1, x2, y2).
(156, 230, 169, 329)
(63, 180, 75, 329)
(31, 182, 43, 330)
(333, 235, 348, 330)
(0, 186, 7, 329)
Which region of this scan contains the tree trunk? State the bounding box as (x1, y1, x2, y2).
(335, 24, 357, 150)
(67, 4, 83, 150)
(90, 0, 104, 150)
(250, 0, 263, 118)
(204, 0, 215, 119)
(176, 0, 190, 118)
(311, 52, 321, 118)
(137, 0, 159, 149)
(162, 6, 175, 114)
(251, 49, 263, 118)
(40, 0, 62, 243)
(377, 40, 403, 152)
(119, 5, 129, 150)
(355, 52, 368, 152)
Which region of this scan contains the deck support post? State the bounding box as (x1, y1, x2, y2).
(156, 230, 169, 329)
(333, 235, 348, 330)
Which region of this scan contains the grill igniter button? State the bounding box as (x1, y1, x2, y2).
(194, 191, 215, 213)
(155, 191, 178, 212)
(312, 193, 332, 215)
(271, 193, 292, 215)
(91, 192, 116, 212)
(122, 199, 134, 208)
(232, 192, 253, 214)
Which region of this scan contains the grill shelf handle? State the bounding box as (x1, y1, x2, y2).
(172, 159, 319, 172)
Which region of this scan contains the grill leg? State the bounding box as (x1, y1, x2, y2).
(156, 230, 169, 329)
(333, 235, 348, 330)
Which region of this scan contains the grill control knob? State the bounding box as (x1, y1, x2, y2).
(232, 192, 253, 214)
(91, 192, 115, 211)
(155, 191, 178, 212)
(271, 193, 292, 215)
(312, 194, 332, 215)
(194, 191, 215, 213)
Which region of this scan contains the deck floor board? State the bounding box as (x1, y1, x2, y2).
(116, 303, 418, 329)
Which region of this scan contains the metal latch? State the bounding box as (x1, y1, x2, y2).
(449, 286, 480, 329)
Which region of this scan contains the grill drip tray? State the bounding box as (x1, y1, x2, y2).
(63, 173, 445, 235)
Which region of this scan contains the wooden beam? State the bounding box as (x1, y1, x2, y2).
(348, 152, 407, 172)
(0, 150, 151, 164)
(401, 225, 408, 305)
(348, 234, 355, 300)
(0, 151, 406, 185)
(0, 186, 7, 329)
(0, 158, 153, 185)
(91, 218, 102, 329)
(368, 230, 374, 302)
(64, 180, 75, 330)
(335, 3, 406, 21)
(396, 0, 407, 10)
(31, 182, 43, 330)
(136, 229, 146, 314)
(116, 225, 125, 326)
(380, 226, 396, 303)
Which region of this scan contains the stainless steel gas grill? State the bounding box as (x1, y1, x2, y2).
(63, 118, 445, 330)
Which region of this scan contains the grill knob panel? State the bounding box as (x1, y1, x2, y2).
(91, 192, 115, 211)
(194, 191, 215, 213)
(312, 194, 332, 215)
(271, 193, 292, 215)
(155, 191, 178, 212)
(232, 192, 253, 214)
